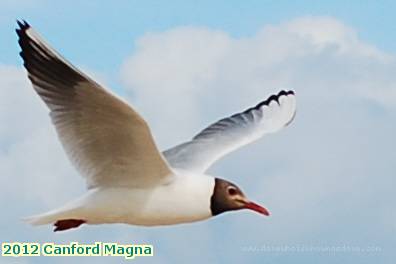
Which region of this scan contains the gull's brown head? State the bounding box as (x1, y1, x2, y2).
(210, 178, 270, 217)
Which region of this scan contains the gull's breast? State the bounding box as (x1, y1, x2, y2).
(81, 174, 215, 226)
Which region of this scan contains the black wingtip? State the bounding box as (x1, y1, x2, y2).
(278, 89, 295, 96)
(16, 19, 30, 34)
(253, 90, 295, 110)
(16, 19, 30, 28)
(16, 20, 23, 28)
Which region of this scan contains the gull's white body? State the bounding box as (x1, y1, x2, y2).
(17, 21, 297, 230)
(28, 173, 215, 226)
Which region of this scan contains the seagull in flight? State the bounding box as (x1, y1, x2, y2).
(16, 20, 296, 232)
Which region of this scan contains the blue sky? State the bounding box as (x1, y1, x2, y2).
(1, 1, 395, 263)
(2, 1, 396, 74)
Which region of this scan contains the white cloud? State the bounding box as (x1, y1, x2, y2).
(275, 16, 389, 59)
(0, 65, 84, 211)
(0, 65, 45, 145)
(120, 16, 396, 247)
(121, 16, 396, 148)
(121, 27, 233, 147)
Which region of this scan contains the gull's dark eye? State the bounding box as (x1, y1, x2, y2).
(227, 187, 237, 196)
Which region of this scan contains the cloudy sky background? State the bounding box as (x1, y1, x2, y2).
(1, 1, 395, 263)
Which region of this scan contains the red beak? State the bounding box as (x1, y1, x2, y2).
(244, 201, 270, 216)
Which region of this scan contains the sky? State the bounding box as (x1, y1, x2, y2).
(1, 1, 395, 263)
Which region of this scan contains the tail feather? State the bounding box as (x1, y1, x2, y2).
(22, 206, 86, 231)
(23, 212, 61, 226)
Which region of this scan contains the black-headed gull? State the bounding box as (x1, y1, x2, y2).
(16, 21, 296, 232)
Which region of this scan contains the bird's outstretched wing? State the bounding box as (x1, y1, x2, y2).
(16, 21, 173, 188)
(163, 90, 296, 173)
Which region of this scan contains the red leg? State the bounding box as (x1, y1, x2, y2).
(54, 219, 86, 232)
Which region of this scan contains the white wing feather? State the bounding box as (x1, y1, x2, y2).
(17, 21, 173, 188)
(163, 90, 296, 173)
